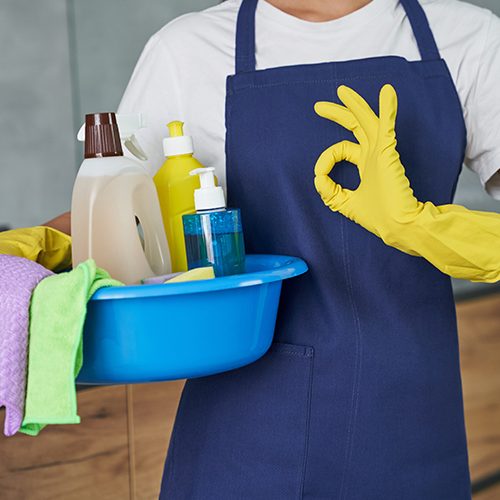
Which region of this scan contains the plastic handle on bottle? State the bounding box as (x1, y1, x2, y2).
(134, 183, 172, 276)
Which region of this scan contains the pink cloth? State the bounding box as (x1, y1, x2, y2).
(0, 255, 52, 436)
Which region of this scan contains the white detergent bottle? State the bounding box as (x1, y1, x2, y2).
(71, 112, 171, 284)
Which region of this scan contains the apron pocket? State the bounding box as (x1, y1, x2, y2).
(165, 342, 315, 500)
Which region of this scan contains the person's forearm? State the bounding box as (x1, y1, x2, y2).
(43, 211, 71, 236)
(386, 203, 500, 283)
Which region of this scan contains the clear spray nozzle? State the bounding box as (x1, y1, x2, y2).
(123, 135, 147, 162)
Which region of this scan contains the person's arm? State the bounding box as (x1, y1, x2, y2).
(0, 224, 71, 272)
(0, 212, 72, 271)
(43, 211, 71, 235)
(314, 85, 500, 283)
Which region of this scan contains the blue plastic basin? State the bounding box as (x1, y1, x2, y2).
(77, 255, 308, 384)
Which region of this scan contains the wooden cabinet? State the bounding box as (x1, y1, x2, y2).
(129, 382, 184, 500)
(1, 295, 499, 499)
(458, 295, 500, 485)
(0, 386, 130, 499)
(475, 482, 500, 500)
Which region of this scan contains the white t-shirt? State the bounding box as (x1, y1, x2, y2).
(118, 0, 500, 200)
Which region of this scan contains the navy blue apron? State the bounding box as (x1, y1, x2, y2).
(160, 0, 471, 498)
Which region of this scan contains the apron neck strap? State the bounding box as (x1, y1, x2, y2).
(234, 0, 441, 74)
(235, 0, 258, 73)
(399, 0, 441, 61)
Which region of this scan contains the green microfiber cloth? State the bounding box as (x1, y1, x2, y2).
(20, 259, 122, 436)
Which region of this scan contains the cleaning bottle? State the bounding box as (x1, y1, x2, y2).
(71, 112, 170, 284)
(182, 168, 245, 277)
(153, 121, 207, 273)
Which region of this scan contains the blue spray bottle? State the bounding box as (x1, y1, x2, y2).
(182, 168, 245, 277)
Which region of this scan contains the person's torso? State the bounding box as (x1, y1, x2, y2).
(158, 2, 472, 497)
(146, 0, 492, 189)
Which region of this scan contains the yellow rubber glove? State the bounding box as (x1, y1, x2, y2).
(314, 84, 500, 283)
(0, 226, 72, 272)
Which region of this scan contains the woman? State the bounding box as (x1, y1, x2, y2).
(118, 0, 500, 498)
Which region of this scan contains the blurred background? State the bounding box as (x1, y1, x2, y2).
(0, 2, 499, 500)
(1, 0, 499, 298)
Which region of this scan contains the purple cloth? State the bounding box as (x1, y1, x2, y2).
(142, 272, 182, 285)
(0, 255, 52, 436)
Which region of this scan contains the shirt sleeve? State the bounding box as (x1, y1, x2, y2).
(463, 11, 500, 200)
(118, 33, 183, 176)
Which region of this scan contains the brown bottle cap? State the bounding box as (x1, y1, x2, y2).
(84, 112, 123, 158)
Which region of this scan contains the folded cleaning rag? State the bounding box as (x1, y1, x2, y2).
(0, 255, 52, 436)
(20, 259, 121, 436)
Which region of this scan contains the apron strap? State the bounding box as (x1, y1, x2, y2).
(235, 0, 258, 73)
(234, 0, 441, 74)
(399, 0, 441, 61)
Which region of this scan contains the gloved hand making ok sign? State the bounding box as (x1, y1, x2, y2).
(314, 84, 422, 253)
(314, 84, 500, 283)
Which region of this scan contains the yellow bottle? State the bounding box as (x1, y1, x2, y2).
(154, 121, 204, 272)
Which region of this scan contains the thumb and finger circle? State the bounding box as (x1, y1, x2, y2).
(314, 140, 361, 210)
(313, 85, 399, 210)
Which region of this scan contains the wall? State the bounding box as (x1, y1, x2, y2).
(0, 0, 214, 229)
(0, 0, 75, 229)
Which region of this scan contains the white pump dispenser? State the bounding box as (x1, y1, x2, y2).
(190, 168, 226, 211)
